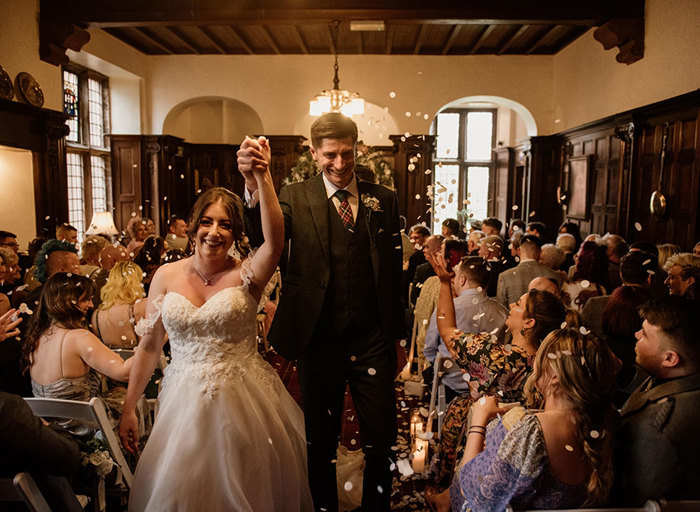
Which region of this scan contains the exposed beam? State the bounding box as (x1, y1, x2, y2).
(292, 25, 309, 54)
(44, 1, 645, 28)
(165, 26, 201, 54)
(196, 26, 227, 54)
(357, 31, 363, 54)
(224, 25, 254, 54)
(556, 25, 591, 52)
(496, 24, 529, 55)
(102, 27, 153, 54)
(385, 24, 395, 54)
(413, 24, 428, 54)
(525, 25, 558, 54)
(469, 25, 495, 54)
(442, 24, 462, 55)
(134, 27, 178, 54)
(261, 26, 281, 54)
(326, 24, 336, 54)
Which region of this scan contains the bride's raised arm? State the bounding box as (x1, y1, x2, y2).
(239, 136, 284, 302)
(119, 267, 169, 453)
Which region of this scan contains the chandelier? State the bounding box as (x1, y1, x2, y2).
(309, 21, 365, 117)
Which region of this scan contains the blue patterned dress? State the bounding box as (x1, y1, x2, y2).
(451, 407, 588, 512)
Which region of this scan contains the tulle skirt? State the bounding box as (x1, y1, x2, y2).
(129, 359, 313, 512)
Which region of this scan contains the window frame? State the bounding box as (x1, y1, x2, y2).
(432, 108, 497, 232)
(62, 63, 113, 239)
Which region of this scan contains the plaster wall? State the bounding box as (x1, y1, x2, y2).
(0, 146, 36, 249)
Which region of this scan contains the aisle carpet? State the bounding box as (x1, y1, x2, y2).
(263, 341, 433, 511)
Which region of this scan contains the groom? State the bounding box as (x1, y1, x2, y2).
(238, 113, 405, 512)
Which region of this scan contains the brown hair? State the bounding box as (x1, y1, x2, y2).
(457, 256, 491, 288)
(523, 289, 567, 347)
(310, 113, 358, 148)
(22, 272, 96, 372)
(187, 187, 250, 258)
(524, 329, 618, 506)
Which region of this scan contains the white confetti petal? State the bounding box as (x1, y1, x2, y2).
(590, 430, 600, 439)
(565, 444, 574, 452)
(367, 368, 377, 376)
(344, 481, 353, 491)
(634, 222, 643, 231)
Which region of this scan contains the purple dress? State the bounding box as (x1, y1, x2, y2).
(450, 408, 588, 512)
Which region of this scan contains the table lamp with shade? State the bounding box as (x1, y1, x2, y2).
(85, 211, 119, 239)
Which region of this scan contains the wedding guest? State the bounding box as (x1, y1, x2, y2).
(564, 240, 609, 311)
(663, 252, 700, 298)
(143, 217, 156, 236)
(539, 243, 567, 283)
(91, 261, 146, 348)
(466, 230, 484, 256)
(526, 221, 548, 242)
(693, 241, 700, 256)
(426, 251, 567, 490)
(125, 216, 148, 257)
(56, 223, 78, 245)
(477, 235, 505, 297)
(0, 308, 27, 395)
(0, 230, 20, 254)
(528, 276, 560, 297)
(79, 235, 109, 279)
(165, 215, 189, 253)
(613, 296, 700, 504)
(558, 221, 583, 249)
(481, 217, 502, 238)
(508, 219, 525, 239)
(22, 237, 48, 292)
(429, 329, 618, 512)
(406, 224, 431, 294)
(133, 235, 166, 294)
(22, 273, 149, 440)
(497, 235, 562, 307)
(0, 247, 14, 315)
(556, 233, 578, 273)
(601, 233, 628, 291)
(410, 235, 444, 305)
(98, 243, 130, 271)
(400, 216, 414, 263)
(441, 218, 460, 239)
(657, 243, 682, 269)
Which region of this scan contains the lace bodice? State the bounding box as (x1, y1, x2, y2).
(160, 283, 278, 399)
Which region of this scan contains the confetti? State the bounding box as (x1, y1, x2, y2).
(529, 211, 536, 217)
(565, 444, 574, 452)
(580, 327, 590, 335)
(580, 280, 590, 288)
(87, 346, 93, 352)
(634, 222, 642, 231)
(344, 481, 353, 491)
(547, 352, 557, 359)
(560, 322, 567, 329)
(590, 430, 600, 439)
(405, 112, 411, 117)
(389, 91, 396, 98)
(562, 350, 572, 356)
(377, 485, 383, 494)
(512, 205, 519, 211)
(368, 368, 377, 376)
(268, 437, 273, 445)
(109, 359, 115, 364)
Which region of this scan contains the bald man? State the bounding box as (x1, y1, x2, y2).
(528, 276, 561, 297)
(99, 244, 130, 271)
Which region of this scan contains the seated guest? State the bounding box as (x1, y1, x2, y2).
(22, 236, 48, 293)
(528, 276, 560, 297)
(478, 235, 505, 297)
(558, 221, 583, 249)
(441, 218, 460, 239)
(497, 234, 562, 307)
(143, 217, 156, 236)
(24, 240, 81, 314)
(91, 261, 146, 348)
(125, 216, 149, 257)
(481, 217, 502, 238)
(657, 243, 682, 269)
(410, 235, 444, 305)
(466, 230, 484, 256)
(663, 252, 700, 299)
(133, 235, 166, 294)
(564, 240, 609, 311)
(629, 241, 666, 295)
(582, 250, 657, 340)
(507, 219, 525, 238)
(423, 256, 508, 404)
(556, 232, 578, 273)
(602, 233, 628, 291)
(0, 391, 83, 512)
(165, 214, 189, 253)
(22, 273, 150, 441)
(539, 243, 567, 281)
(613, 296, 700, 504)
(56, 223, 78, 245)
(429, 329, 618, 512)
(405, 224, 431, 301)
(526, 221, 548, 242)
(427, 251, 566, 490)
(98, 243, 130, 271)
(79, 235, 109, 279)
(502, 229, 523, 269)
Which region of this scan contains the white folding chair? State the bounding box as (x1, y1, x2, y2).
(0, 472, 52, 512)
(23, 397, 133, 488)
(426, 353, 462, 437)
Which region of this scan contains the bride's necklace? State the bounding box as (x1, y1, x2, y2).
(192, 256, 230, 286)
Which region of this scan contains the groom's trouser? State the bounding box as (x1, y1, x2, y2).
(297, 321, 397, 512)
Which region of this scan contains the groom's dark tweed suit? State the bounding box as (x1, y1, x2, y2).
(247, 172, 405, 512)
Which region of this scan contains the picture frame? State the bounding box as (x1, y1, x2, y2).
(566, 155, 593, 220)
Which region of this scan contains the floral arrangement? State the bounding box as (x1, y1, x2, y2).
(80, 436, 115, 477)
(283, 143, 395, 189)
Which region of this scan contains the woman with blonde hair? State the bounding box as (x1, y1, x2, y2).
(429, 329, 619, 512)
(91, 261, 146, 348)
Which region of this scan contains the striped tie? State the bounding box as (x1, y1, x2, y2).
(334, 190, 354, 231)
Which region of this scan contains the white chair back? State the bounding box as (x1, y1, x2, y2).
(24, 397, 133, 488)
(0, 472, 52, 512)
(426, 353, 462, 436)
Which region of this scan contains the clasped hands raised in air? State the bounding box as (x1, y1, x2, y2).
(236, 135, 271, 194)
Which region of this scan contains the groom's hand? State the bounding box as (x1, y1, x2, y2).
(118, 410, 141, 454)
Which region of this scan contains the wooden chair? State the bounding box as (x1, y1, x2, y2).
(23, 397, 133, 488)
(426, 353, 462, 437)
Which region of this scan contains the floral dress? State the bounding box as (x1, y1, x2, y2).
(434, 332, 533, 488)
(451, 407, 588, 512)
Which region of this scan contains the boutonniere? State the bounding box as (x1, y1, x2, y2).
(361, 194, 382, 213)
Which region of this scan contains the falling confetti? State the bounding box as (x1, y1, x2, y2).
(634, 222, 642, 231)
(547, 353, 558, 360)
(344, 482, 353, 491)
(565, 444, 574, 452)
(512, 205, 519, 211)
(368, 368, 377, 376)
(389, 91, 396, 98)
(580, 280, 590, 288)
(590, 430, 600, 439)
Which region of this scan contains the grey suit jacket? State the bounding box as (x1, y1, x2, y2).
(613, 373, 700, 504)
(262, 174, 405, 360)
(496, 260, 563, 306)
(580, 294, 610, 339)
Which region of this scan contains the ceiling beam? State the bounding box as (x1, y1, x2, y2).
(261, 26, 281, 54)
(326, 24, 336, 54)
(224, 25, 254, 54)
(525, 25, 558, 54)
(496, 24, 529, 55)
(103, 27, 163, 54)
(385, 24, 395, 54)
(164, 26, 201, 54)
(442, 24, 462, 55)
(357, 31, 363, 54)
(195, 26, 227, 54)
(413, 24, 428, 54)
(135, 27, 178, 54)
(469, 25, 495, 54)
(556, 25, 591, 52)
(44, 1, 644, 27)
(292, 25, 309, 54)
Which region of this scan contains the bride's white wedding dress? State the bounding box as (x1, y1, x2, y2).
(129, 262, 313, 511)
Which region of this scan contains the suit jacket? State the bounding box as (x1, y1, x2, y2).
(252, 174, 405, 360)
(496, 260, 563, 306)
(580, 294, 610, 340)
(613, 373, 700, 504)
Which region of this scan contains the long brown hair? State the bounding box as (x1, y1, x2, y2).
(523, 289, 566, 347)
(524, 329, 618, 506)
(22, 273, 96, 372)
(187, 187, 250, 258)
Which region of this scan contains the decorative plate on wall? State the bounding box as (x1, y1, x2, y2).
(15, 72, 44, 107)
(0, 65, 13, 101)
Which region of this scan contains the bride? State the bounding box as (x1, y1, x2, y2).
(119, 138, 313, 511)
